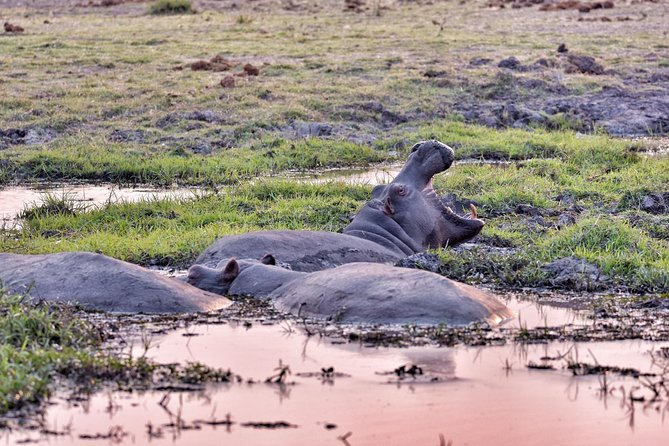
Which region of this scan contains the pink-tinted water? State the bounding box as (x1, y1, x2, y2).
(8, 321, 667, 446)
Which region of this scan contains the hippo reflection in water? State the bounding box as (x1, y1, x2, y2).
(187, 255, 513, 326)
(194, 140, 484, 272)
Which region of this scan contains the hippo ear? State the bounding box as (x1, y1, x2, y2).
(260, 253, 276, 265)
(187, 265, 203, 279)
(371, 184, 386, 199)
(383, 196, 395, 215)
(220, 259, 240, 281)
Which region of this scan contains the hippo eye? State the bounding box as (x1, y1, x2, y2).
(398, 185, 407, 196)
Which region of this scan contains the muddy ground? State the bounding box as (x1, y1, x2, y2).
(0, 0, 667, 157)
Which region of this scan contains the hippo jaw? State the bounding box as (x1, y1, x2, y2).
(436, 202, 485, 247)
(391, 140, 455, 190)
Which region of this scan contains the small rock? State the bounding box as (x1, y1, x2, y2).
(557, 43, 568, 53)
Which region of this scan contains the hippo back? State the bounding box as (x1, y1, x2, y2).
(0, 252, 231, 313)
(194, 230, 403, 272)
(271, 263, 513, 326)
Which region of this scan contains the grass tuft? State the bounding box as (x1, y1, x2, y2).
(148, 0, 192, 15)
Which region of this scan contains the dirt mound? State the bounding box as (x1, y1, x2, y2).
(564, 54, 605, 75)
(189, 55, 234, 72)
(4, 22, 24, 33)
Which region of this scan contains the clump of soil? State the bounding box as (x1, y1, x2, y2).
(220, 75, 236, 88)
(539, 0, 614, 12)
(189, 55, 234, 72)
(639, 192, 669, 214)
(563, 54, 605, 75)
(82, 0, 149, 7)
(4, 22, 24, 33)
(107, 129, 149, 143)
(541, 257, 609, 291)
(344, 0, 367, 13)
(395, 253, 443, 273)
(242, 63, 260, 76)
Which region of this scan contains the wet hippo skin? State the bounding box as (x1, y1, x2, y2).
(0, 252, 231, 313)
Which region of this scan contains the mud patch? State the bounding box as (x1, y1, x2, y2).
(0, 127, 57, 148)
(107, 128, 149, 143)
(455, 70, 669, 136)
(155, 110, 224, 129)
(541, 256, 609, 291)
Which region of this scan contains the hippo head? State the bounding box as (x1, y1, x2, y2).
(381, 182, 484, 248)
(389, 140, 455, 191)
(187, 254, 276, 295)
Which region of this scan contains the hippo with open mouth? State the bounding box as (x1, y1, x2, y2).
(0, 252, 231, 313)
(194, 140, 484, 271)
(187, 255, 513, 326)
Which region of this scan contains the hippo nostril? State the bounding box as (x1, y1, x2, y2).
(410, 142, 422, 153)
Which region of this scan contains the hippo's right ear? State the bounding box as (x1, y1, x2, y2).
(220, 259, 240, 281)
(260, 253, 277, 265)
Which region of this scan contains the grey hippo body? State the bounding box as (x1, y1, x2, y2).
(187, 258, 513, 326)
(0, 252, 231, 313)
(194, 140, 485, 271)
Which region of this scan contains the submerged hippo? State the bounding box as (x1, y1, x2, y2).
(187, 256, 513, 326)
(194, 140, 484, 271)
(0, 252, 231, 313)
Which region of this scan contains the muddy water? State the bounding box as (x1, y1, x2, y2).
(9, 318, 668, 446)
(0, 184, 196, 226)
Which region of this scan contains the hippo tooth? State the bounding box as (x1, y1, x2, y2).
(469, 204, 478, 219)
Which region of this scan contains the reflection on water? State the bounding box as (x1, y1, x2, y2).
(8, 323, 668, 445)
(502, 296, 586, 329)
(0, 184, 196, 228)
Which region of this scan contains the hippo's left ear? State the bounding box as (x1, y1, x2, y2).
(260, 253, 276, 265)
(371, 185, 386, 199)
(219, 259, 240, 282)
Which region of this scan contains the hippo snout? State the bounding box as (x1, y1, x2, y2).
(438, 143, 455, 170)
(412, 140, 454, 171)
